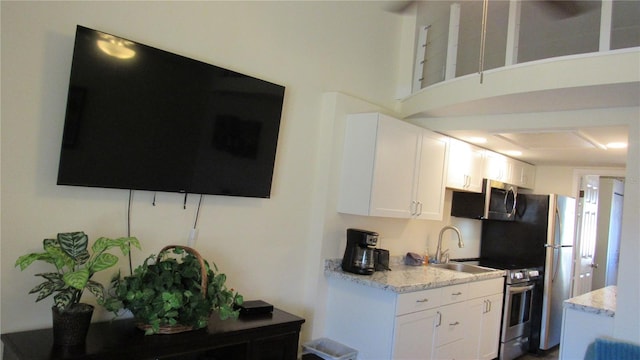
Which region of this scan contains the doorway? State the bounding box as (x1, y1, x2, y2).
(571, 173, 625, 297)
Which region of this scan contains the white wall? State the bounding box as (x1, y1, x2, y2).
(0, 1, 405, 342)
(533, 166, 578, 196)
(3, 1, 638, 350)
(613, 117, 639, 342)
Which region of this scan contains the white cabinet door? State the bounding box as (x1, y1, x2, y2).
(393, 308, 438, 360)
(414, 130, 448, 220)
(446, 138, 484, 193)
(478, 293, 504, 360)
(337, 113, 446, 220)
(510, 160, 536, 189)
(467, 294, 504, 360)
(369, 115, 421, 218)
(483, 151, 511, 182)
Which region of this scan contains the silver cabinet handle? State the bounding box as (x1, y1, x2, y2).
(484, 299, 492, 313)
(410, 201, 423, 216)
(436, 311, 442, 327)
(416, 298, 430, 303)
(451, 291, 462, 296)
(449, 321, 460, 326)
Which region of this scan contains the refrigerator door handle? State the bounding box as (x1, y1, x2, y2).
(544, 244, 573, 249)
(545, 244, 573, 282)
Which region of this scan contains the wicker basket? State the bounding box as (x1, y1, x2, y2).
(135, 245, 208, 335)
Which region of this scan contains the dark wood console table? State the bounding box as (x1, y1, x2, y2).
(1, 308, 305, 360)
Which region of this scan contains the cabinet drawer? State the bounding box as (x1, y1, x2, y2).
(440, 283, 469, 305)
(396, 288, 442, 315)
(436, 302, 467, 346)
(434, 338, 465, 360)
(469, 277, 505, 299)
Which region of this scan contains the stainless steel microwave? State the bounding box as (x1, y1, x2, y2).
(451, 179, 518, 221)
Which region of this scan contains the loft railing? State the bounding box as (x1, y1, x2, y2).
(413, 0, 640, 93)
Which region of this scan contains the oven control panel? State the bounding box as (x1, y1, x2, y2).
(507, 268, 542, 284)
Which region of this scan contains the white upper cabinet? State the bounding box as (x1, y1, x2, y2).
(446, 138, 484, 193)
(510, 160, 536, 189)
(483, 150, 536, 189)
(337, 113, 447, 220)
(483, 151, 511, 183)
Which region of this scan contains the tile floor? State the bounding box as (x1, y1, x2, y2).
(518, 346, 560, 360)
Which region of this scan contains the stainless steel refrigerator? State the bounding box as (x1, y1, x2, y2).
(539, 194, 575, 350)
(480, 193, 576, 352)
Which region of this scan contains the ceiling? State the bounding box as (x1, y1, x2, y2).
(415, 83, 635, 168)
(442, 125, 629, 167)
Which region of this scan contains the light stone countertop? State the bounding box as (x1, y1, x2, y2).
(324, 258, 505, 294)
(563, 285, 616, 317)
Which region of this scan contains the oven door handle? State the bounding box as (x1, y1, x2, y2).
(508, 283, 535, 294)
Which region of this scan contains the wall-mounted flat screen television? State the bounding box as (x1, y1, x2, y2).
(57, 25, 285, 198)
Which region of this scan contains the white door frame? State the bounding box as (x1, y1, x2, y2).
(571, 168, 625, 297)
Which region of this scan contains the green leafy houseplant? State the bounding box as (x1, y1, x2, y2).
(15, 231, 140, 312)
(104, 245, 243, 335)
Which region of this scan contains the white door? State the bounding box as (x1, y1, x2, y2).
(573, 175, 599, 296)
(593, 178, 624, 289)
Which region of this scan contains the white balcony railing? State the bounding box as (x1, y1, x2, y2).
(413, 0, 640, 92)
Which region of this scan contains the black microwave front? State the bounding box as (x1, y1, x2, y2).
(451, 179, 517, 221)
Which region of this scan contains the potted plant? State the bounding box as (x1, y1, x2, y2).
(15, 231, 140, 346)
(104, 245, 243, 335)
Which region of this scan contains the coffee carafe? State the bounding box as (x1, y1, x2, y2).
(341, 228, 378, 275)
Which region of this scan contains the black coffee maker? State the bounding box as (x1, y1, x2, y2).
(341, 228, 378, 275)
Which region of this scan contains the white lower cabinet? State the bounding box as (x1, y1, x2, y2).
(325, 277, 504, 360)
(467, 293, 504, 360)
(393, 308, 439, 359)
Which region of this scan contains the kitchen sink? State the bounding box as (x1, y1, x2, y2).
(430, 262, 495, 274)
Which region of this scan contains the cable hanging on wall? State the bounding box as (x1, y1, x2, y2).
(188, 194, 204, 247)
(127, 189, 134, 275)
(194, 194, 204, 229)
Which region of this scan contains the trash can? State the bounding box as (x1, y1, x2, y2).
(302, 338, 358, 360)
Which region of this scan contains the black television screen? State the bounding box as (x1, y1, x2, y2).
(57, 25, 285, 198)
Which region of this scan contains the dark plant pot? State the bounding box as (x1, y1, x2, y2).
(52, 303, 94, 346)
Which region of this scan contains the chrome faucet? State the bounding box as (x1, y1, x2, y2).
(436, 225, 464, 264)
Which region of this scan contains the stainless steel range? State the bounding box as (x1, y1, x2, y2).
(500, 267, 543, 360)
